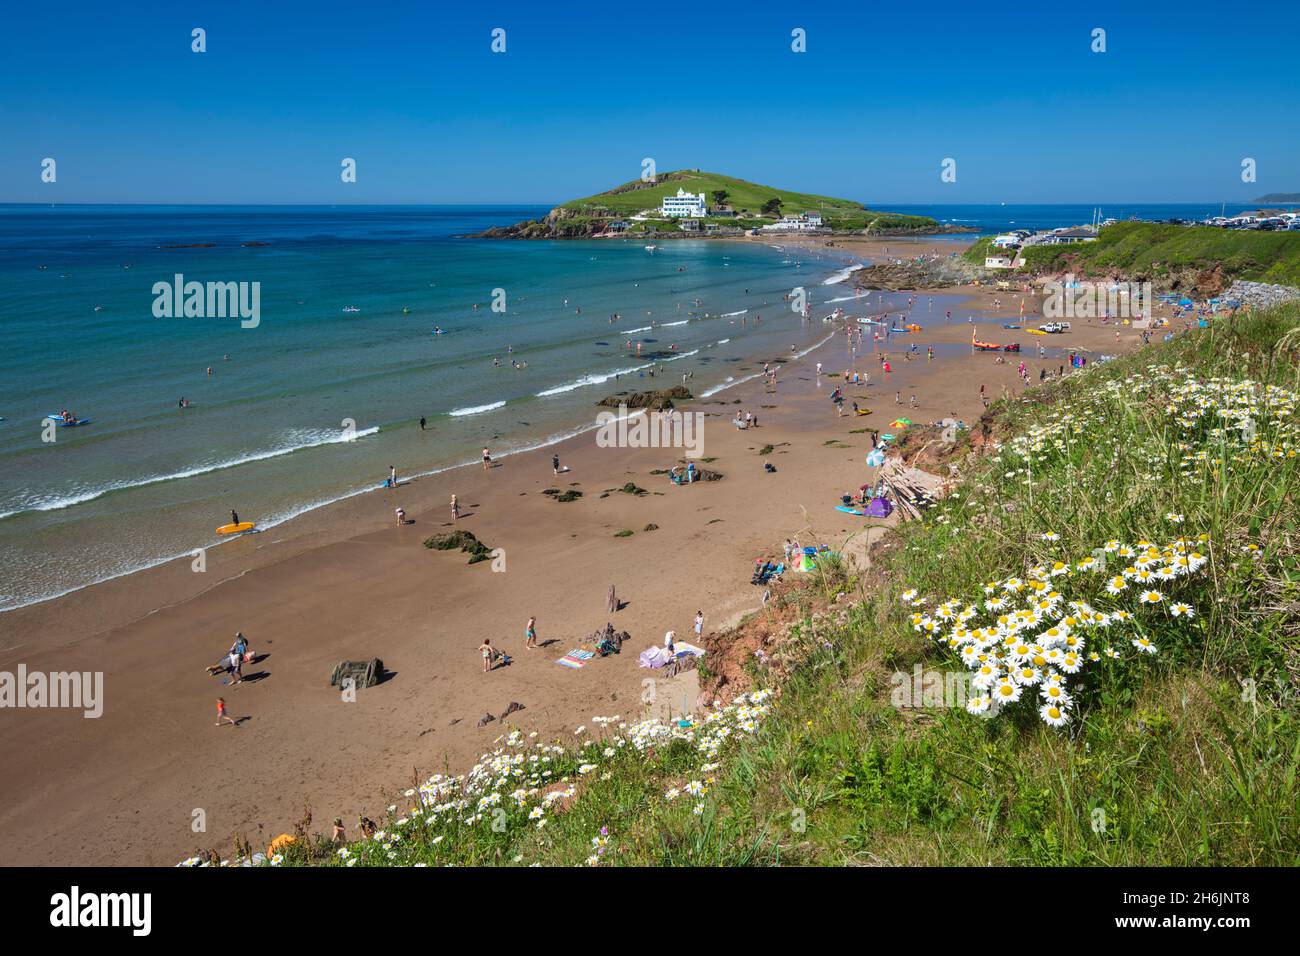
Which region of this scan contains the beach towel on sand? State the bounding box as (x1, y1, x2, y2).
(556, 648, 595, 669)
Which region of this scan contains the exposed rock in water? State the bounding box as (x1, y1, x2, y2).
(595, 385, 692, 410)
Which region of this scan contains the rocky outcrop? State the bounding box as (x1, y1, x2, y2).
(595, 385, 692, 410)
(854, 255, 981, 291)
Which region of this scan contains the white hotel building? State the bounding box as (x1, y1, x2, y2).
(660, 188, 708, 218)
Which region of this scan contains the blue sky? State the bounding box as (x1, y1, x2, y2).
(1, 0, 1297, 204)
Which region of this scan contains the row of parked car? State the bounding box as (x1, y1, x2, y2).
(1202, 216, 1300, 231)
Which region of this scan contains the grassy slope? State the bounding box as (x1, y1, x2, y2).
(689, 305, 1300, 866)
(256, 306, 1299, 869)
(561, 170, 867, 217)
(1014, 221, 1300, 286)
(557, 170, 937, 232)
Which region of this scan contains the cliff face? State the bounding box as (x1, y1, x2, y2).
(474, 205, 613, 239)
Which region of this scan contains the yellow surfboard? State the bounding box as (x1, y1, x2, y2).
(216, 521, 256, 535)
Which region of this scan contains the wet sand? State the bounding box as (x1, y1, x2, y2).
(0, 284, 1151, 865)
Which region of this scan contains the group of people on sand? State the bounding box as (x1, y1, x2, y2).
(479, 615, 541, 672)
(208, 632, 255, 727)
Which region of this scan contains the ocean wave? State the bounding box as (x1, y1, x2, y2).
(0, 413, 645, 614)
(535, 349, 699, 398)
(699, 331, 836, 397)
(822, 264, 867, 286)
(448, 401, 506, 416)
(0, 426, 380, 521)
(720, 310, 748, 317)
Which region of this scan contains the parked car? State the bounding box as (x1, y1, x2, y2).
(1038, 322, 1071, 334)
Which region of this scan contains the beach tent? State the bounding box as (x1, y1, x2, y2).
(638, 647, 668, 669)
(865, 496, 894, 517)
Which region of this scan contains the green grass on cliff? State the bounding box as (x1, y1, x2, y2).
(1016, 221, 1300, 286)
(238, 305, 1300, 868)
(561, 170, 866, 218)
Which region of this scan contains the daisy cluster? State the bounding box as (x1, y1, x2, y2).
(1001, 366, 1297, 487)
(899, 536, 1209, 728)
(182, 690, 772, 867)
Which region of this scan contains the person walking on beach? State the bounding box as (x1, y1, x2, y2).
(230, 509, 239, 527)
(482, 447, 492, 471)
(419, 416, 427, 431)
(694, 611, 704, 638)
(664, 630, 676, 658)
(389, 465, 397, 488)
(480, 638, 496, 673)
(552, 454, 561, 475)
(450, 494, 459, 522)
(525, 616, 538, 650)
(215, 698, 237, 727)
(395, 506, 406, 527)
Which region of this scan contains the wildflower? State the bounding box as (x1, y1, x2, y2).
(1039, 704, 1070, 727)
(1131, 637, 1157, 654)
(1138, 590, 1164, 605)
(1169, 602, 1194, 618)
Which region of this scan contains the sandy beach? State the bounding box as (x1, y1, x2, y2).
(0, 260, 1156, 866)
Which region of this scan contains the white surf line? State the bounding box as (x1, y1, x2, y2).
(0, 427, 381, 522)
(534, 349, 700, 398)
(699, 330, 838, 398)
(447, 400, 507, 417)
(0, 409, 661, 614)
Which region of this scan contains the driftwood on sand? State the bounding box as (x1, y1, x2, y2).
(876, 459, 949, 522)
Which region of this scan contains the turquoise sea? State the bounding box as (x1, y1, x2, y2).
(0, 205, 874, 610)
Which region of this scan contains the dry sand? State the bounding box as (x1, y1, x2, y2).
(0, 269, 1154, 866)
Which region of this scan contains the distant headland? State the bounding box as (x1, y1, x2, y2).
(471, 169, 974, 239)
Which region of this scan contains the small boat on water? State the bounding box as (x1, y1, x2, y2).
(342, 306, 360, 313)
(644, 245, 657, 253)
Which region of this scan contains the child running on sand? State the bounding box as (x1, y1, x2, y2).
(215, 698, 237, 727)
(482, 447, 492, 470)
